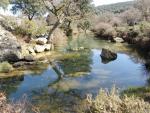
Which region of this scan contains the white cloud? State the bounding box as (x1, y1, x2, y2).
(93, 0, 133, 6)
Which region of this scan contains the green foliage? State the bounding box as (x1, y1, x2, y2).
(14, 19, 37, 36)
(86, 87, 150, 113)
(13, 19, 48, 37)
(11, 0, 46, 20)
(0, 62, 13, 73)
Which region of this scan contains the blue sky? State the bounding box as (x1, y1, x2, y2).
(93, 0, 133, 6)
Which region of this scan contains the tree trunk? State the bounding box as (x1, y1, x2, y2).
(47, 20, 60, 43)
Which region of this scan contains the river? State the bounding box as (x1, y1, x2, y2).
(0, 34, 150, 113)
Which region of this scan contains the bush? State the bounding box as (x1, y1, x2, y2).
(0, 62, 13, 73)
(86, 87, 150, 113)
(139, 21, 150, 38)
(0, 17, 48, 38)
(93, 22, 116, 39)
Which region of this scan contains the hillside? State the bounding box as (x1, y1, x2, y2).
(96, 1, 134, 14)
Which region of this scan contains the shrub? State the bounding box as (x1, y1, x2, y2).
(93, 22, 116, 39)
(110, 17, 122, 27)
(0, 62, 13, 73)
(139, 21, 150, 38)
(86, 87, 150, 113)
(14, 19, 48, 38)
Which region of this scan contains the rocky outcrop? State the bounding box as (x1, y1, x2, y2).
(100, 48, 117, 61)
(0, 25, 22, 62)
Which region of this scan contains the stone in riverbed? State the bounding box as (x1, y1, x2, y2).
(23, 55, 35, 62)
(34, 45, 45, 53)
(100, 48, 117, 61)
(113, 37, 124, 43)
(36, 38, 47, 45)
(44, 44, 51, 51)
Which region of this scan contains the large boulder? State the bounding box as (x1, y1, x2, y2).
(0, 26, 22, 62)
(100, 48, 117, 61)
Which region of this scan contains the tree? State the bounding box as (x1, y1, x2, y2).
(0, 0, 9, 9)
(42, 0, 93, 42)
(11, 0, 46, 20)
(135, 0, 150, 21)
(77, 20, 91, 33)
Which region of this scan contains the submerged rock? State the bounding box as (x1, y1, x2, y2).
(100, 48, 117, 61)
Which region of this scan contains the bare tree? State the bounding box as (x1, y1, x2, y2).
(120, 8, 142, 26)
(135, 0, 150, 21)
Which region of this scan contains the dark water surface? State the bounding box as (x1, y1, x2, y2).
(0, 34, 150, 112)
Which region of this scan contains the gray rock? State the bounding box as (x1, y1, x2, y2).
(0, 26, 22, 62)
(114, 37, 124, 43)
(34, 45, 45, 53)
(44, 44, 51, 51)
(23, 55, 35, 62)
(100, 48, 117, 61)
(13, 61, 35, 68)
(36, 38, 47, 45)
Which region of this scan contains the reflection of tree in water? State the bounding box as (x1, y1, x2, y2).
(31, 88, 86, 113)
(58, 50, 92, 77)
(0, 76, 24, 96)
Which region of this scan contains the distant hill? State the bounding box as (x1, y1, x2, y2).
(96, 1, 135, 14)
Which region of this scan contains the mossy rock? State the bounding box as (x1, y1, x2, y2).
(0, 62, 13, 73)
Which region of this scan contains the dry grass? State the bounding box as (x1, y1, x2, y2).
(86, 87, 150, 113)
(0, 93, 40, 113)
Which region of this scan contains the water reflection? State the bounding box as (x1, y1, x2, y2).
(0, 34, 150, 112)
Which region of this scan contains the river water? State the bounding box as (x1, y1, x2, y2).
(0, 34, 150, 113)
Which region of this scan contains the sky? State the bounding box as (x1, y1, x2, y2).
(93, 0, 133, 6)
